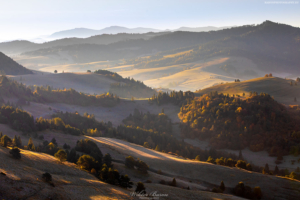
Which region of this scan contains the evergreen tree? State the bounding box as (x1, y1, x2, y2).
(103, 153, 113, 168)
(220, 181, 225, 192)
(170, 178, 177, 186)
(238, 150, 243, 160)
(274, 165, 279, 175)
(17, 136, 22, 147)
(264, 163, 270, 174)
(51, 138, 57, 146)
(27, 137, 35, 151)
(67, 148, 78, 163)
(1, 135, 12, 147)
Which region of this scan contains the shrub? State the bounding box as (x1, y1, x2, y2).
(235, 160, 247, 169)
(195, 155, 201, 161)
(42, 172, 52, 182)
(170, 178, 177, 187)
(136, 160, 149, 174)
(233, 182, 254, 199)
(125, 156, 136, 169)
(9, 147, 21, 159)
(119, 174, 133, 188)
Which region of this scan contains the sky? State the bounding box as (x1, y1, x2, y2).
(0, 0, 299, 41)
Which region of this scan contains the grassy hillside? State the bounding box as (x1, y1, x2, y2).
(88, 137, 300, 200)
(0, 52, 32, 75)
(0, 146, 133, 200)
(196, 77, 300, 105)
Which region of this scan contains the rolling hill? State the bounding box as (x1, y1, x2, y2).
(0, 125, 247, 200)
(0, 52, 32, 75)
(195, 76, 300, 105)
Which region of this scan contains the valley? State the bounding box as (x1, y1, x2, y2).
(1, 19, 300, 200)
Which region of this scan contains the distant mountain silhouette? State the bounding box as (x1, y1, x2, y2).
(175, 26, 233, 32)
(48, 26, 233, 40)
(48, 26, 162, 39)
(0, 52, 32, 75)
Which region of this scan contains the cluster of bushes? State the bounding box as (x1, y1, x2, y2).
(125, 156, 149, 174)
(179, 91, 300, 156)
(148, 91, 195, 106)
(233, 182, 262, 199)
(206, 156, 253, 171)
(122, 108, 172, 134)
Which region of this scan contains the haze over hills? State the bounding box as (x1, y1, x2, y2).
(8, 20, 300, 92)
(0, 32, 168, 55)
(48, 25, 233, 40)
(48, 26, 162, 39)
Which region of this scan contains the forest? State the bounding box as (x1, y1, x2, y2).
(148, 90, 195, 106)
(178, 91, 300, 156)
(122, 108, 172, 134)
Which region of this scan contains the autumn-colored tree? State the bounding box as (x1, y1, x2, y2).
(54, 149, 67, 163)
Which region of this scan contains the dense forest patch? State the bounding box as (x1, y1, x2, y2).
(179, 91, 300, 156)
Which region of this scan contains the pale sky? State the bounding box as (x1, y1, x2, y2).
(0, 0, 299, 41)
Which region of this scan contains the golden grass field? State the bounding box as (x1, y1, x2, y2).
(0, 136, 247, 200)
